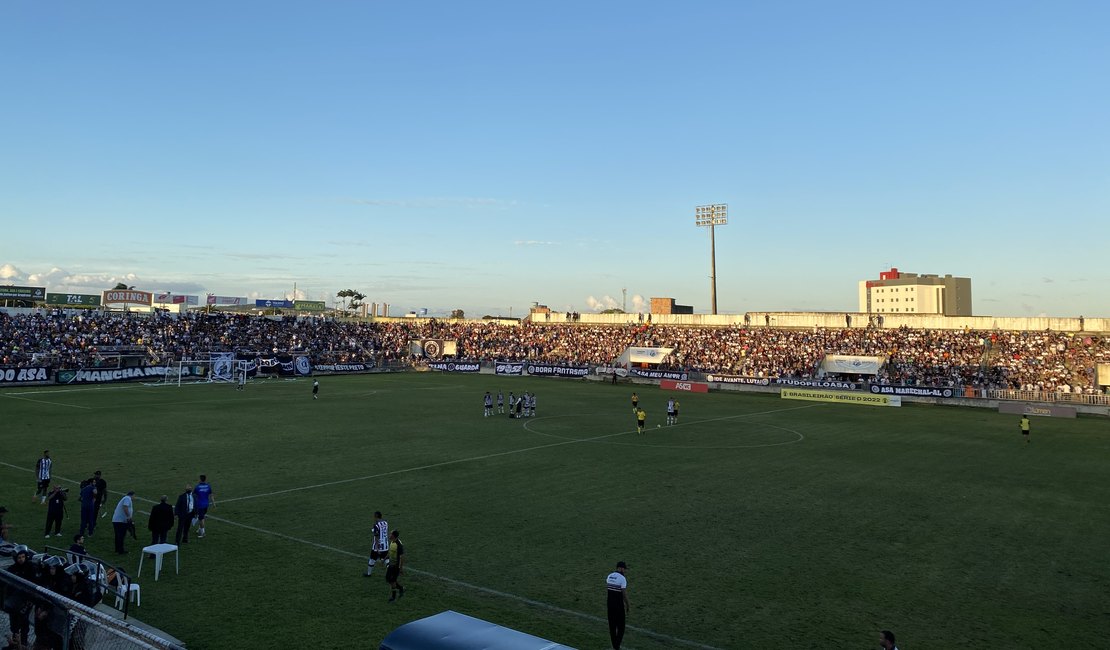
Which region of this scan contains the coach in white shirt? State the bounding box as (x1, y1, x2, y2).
(112, 490, 135, 554)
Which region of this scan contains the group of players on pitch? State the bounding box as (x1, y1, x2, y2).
(632, 391, 681, 433)
(484, 390, 536, 418)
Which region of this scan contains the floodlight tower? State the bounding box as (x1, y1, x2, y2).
(695, 203, 728, 315)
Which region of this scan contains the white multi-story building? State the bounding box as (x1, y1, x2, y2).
(858, 267, 972, 316)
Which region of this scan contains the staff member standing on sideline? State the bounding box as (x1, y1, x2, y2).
(606, 561, 630, 649)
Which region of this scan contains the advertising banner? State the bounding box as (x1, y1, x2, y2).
(56, 366, 168, 384)
(494, 361, 525, 376)
(627, 347, 674, 364)
(595, 366, 630, 377)
(313, 362, 374, 373)
(1099, 363, 1110, 387)
(428, 361, 481, 373)
(870, 384, 956, 398)
(781, 388, 900, 407)
(102, 290, 152, 306)
(998, 403, 1078, 418)
(821, 354, 882, 375)
(775, 378, 861, 391)
(0, 285, 46, 301)
(0, 367, 52, 385)
(153, 293, 199, 305)
(707, 374, 771, 386)
(255, 299, 294, 309)
(660, 379, 709, 393)
(207, 295, 249, 306)
(526, 363, 590, 377)
(630, 368, 689, 381)
(46, 293, 101, 307)
(294, 300, 326, 312)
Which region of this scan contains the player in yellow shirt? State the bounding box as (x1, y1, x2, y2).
(386, 529, 405, 602)
(636, 407, 646, 434)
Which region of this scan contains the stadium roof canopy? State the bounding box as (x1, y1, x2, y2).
(379, 610, 575, 650)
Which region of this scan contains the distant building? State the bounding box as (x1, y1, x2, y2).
(858, 267, 972, 316)
(650, 297, 693, 315)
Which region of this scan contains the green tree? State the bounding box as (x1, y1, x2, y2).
(450, 309, 465, 319)
(112, 282, 135, 290)
(336, 289, 366, 315)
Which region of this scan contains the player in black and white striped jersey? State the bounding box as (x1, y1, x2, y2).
(365, 511, 389, 577)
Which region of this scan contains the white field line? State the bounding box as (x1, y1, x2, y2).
(0, 394, 93, 409)
(0, 461, 721, 650)
(222, 403, 820, 504)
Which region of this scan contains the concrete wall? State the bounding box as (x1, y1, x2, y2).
(533, 310, 1108, 333)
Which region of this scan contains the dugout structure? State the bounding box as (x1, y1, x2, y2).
(380, 610, 574, 650)
(0, 558, 185, 650)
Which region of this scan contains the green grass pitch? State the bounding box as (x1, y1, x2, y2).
(2, 373, 1108, 649)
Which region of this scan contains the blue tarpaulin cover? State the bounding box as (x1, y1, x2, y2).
(379, 610, 576, 650)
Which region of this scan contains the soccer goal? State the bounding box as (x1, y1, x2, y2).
(165, 358, 240, 386)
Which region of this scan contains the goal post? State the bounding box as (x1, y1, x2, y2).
(172, 359, 216, 386)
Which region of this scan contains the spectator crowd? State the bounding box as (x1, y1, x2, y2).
(1, 310, 1107, 392)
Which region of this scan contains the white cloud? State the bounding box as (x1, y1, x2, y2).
(514, 240, 557, 246)
(2, 263, 29, 282)
(584, 293, 646, 313)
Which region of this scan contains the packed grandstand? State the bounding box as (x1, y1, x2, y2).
(1, 310, 1107, 393)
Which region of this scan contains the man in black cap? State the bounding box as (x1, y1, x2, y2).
(605, 561, 630, 649)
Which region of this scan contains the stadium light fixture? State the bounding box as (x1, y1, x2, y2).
(695, 204, 728, 315)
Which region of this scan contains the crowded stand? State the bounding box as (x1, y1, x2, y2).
(1, 311, 1107, 392)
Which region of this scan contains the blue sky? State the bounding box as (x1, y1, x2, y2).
(1, 1, 1107, 317)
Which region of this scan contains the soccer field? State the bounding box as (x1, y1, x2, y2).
(2, 374, 1108, 649)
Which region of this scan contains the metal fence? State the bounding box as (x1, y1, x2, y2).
(1, 559, 184, 650)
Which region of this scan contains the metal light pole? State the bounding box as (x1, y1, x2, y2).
(695, 204, 728, 315)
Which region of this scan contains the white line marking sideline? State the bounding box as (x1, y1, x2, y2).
(0, 462, 722, 650)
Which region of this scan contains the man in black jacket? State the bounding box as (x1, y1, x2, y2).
(148, 495, 175, 546)
(174, 485, 194, 545)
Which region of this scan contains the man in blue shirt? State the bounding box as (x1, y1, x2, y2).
(78, 477, 97, 537)
(194, 475, 214, 538)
